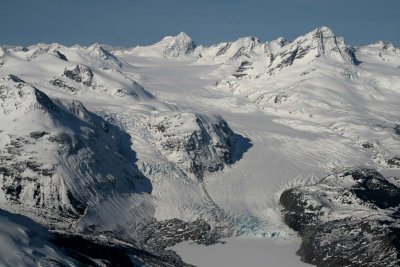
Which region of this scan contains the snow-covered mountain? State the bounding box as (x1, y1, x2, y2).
(125, 32, 198, 58)
(0, 27, 399, 266)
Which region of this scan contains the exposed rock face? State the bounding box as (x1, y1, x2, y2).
(63, 64, 94, 87)
(280, 168, 400, 267)
(128, 218, 224, 266)
(298, 219, 400, 267)
(280, 189, 322, 235)
(0, 47, 5, 66)
(200, 35, 282, 65)
(53, 50, 68, 61)
(50, 78, 78, 93)
(386, 155, 400, 167)
(228, 37, 261, 60)
(395, 124, 400, 135)
(233, 60, 253, 78)
(265, 26, 359, 75)
(146, 112, 242, 180)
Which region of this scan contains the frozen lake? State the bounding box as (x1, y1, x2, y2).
(173, 237, 313, 267)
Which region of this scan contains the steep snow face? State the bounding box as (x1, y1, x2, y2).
(0, 209, 76, 266)
(162, 32, 197, 57)
(57, 43, 127, 69)
(0, 76, 151, 221)
(86, 43, 126, 68)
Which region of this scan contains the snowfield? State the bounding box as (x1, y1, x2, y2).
(0, 27, 399, 266)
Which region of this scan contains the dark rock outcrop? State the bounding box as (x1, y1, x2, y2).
(280, 167, 400, 267)
(63, 64, 94, 87)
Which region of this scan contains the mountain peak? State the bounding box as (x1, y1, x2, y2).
(297, 26, 336, 43)
(87, 43, 114, 59)
(0, 75, 59, 115)
(313, 26, 335, 37)
(284, 26, 360, 65)
(175, 32, 192, 42)
(162, 32, 197, 57)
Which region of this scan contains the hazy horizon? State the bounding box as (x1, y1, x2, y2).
(1, 0, 399, 47)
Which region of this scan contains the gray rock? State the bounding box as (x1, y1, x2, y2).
(280, 167, 400, 267)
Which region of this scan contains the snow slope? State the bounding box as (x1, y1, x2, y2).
(0, 208, 76, 266)
(0, 27, 399, 266)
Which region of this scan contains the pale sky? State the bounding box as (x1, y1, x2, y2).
(1, 0, 399, 47)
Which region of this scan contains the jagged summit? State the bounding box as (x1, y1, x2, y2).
(286, 26, 359, 65)
(161, 32, 193, 44)
(125, 31, 198, 58)
(87, 43, 115, 59)
(173, 32, 192, 42)
(196, 26, 360, 69)
(121, 26, 363, 63)
(161, 32, 197, 57)
(367, 40, 399, 52)
(312, 26, 335, 37)
(296, 26, 337, 47)
(265, 36, 287, 52)
(86, 43, 125, 68)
